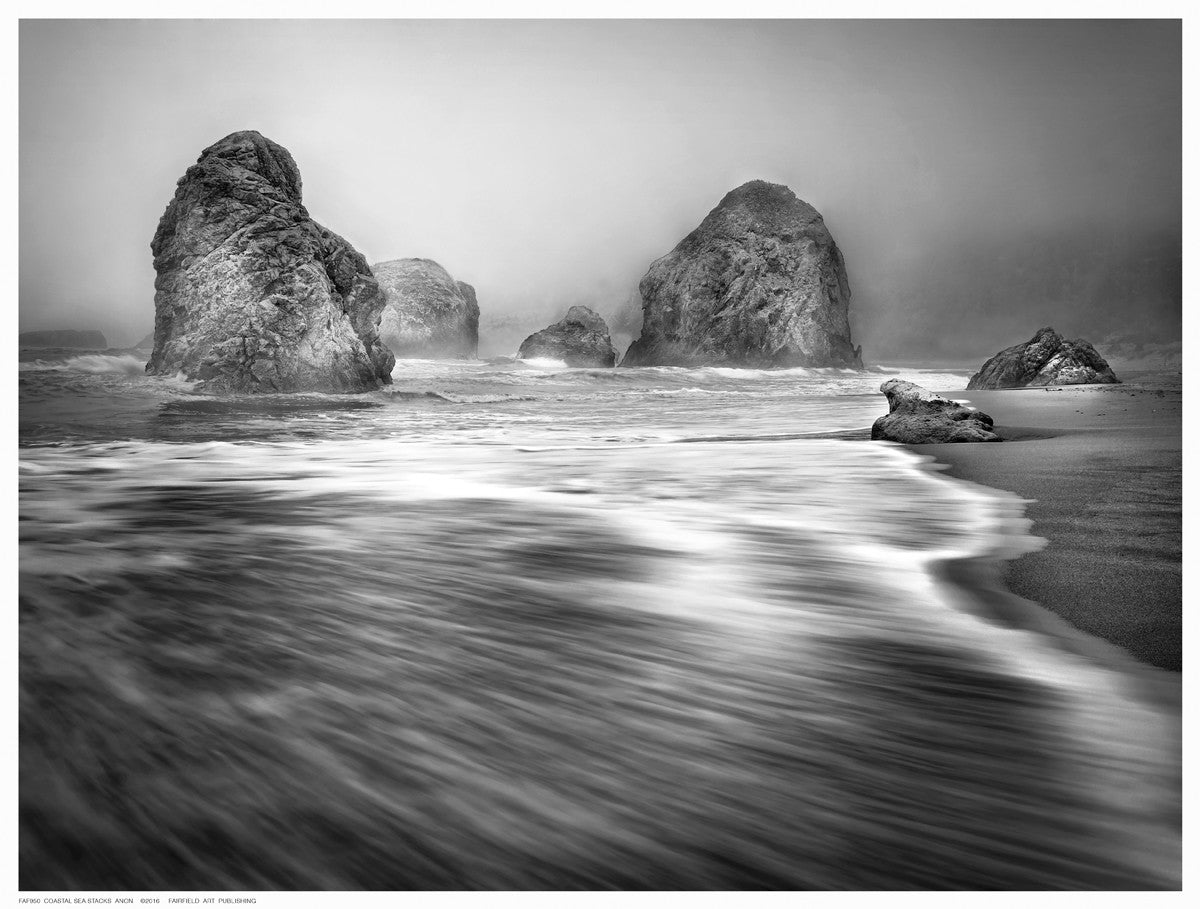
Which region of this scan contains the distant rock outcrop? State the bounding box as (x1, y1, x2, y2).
(20, 330, 108, 349)
(134, 332, 155, 349)
(872, 379, 1001, 443)
(518, 306, 617, 367)
(147, 130, 394, 392)
(374, 259, 479, 359)
(621, 180, 862, 368)
(967, 328, 1120, 389)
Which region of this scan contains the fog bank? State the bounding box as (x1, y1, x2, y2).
(20, 19, 1180, 360)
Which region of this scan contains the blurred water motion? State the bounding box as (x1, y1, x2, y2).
(18, 353, 1181, 889)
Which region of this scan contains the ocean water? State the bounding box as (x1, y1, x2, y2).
(18, 348, 1181, 890)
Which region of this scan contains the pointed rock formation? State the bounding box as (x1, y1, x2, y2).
(147, 131, 394, 392)
(518, 306, 617, 367)
(374, 258, 480, 359)
(621, 180, 862, 368)
(967, 328, 1120, 389)
(872, 379, 1002, 443)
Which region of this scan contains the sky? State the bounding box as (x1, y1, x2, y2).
(19, 19, 1181, 357)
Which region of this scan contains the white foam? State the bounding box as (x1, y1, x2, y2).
(63, 353, 148, 376)
(517, 357, 569, 369)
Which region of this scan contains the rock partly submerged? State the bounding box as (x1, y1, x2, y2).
(147, 130, 394, 393)
(20, 330, 108, 349)
(621, 180, 862, 369)
(872, 379, 1002, 443)
(374, 258, 480, 360)
(968, 327, 1119, 390)
(518, 306, 618, 367)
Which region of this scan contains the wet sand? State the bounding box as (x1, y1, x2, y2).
(914, 372, 1182, 675)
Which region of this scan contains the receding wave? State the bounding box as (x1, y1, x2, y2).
(17, 437, 1180, 889)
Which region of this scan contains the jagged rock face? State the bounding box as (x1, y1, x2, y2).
(518, 306, 618, 367)
(871, 379, 1001, 443)
(147, 131, 394, 393)
(374, 259, 480, 359)
(20, 330, 108, 349)
(622, 180, 862, 368)
(967, 328, 1120, 390)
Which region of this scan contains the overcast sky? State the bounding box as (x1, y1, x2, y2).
(20, 19, 1180, 354)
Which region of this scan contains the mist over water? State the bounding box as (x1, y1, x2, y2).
(19, 20, 1180, 358)
(18, 351, 1180, 889)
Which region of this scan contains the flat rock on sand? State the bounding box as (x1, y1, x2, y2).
(872, 378, 1001, 443)
(916, 376, 1181, 672)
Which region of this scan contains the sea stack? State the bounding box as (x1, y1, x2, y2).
(374, 259, 480, 359)
(621, 180, 862, 368)
(517, 306, 618, 367)
(147, 131, 394, 393)
(968, 328, 1120, 389)
(871, 379, 1001, 443)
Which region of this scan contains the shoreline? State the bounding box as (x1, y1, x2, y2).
(905, 375, 1181, 678)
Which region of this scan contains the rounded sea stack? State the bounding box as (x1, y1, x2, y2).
(621, 180, 862, 368)
(967, 328, 1120, 389)
(374, 258, 480, 359)
(518, 306, 617, 367)
(147, 131, 395, 393)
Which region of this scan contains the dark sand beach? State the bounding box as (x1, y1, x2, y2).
(914, 371, 1182, 677)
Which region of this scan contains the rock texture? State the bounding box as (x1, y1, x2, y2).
(967, 328, 1120, 389)
(621, 180, 862, 368)
(374, 259, 480, 359)
(872, 379, 1002, 443)
(518, 306, 618, 367)
(147, 131, 394, 392)
(20, 330, 108, 349)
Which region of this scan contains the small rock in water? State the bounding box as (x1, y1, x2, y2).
(967, 327, 1120, 389)
(871, 379, 1002, 443)
(518, 306, 618, 367)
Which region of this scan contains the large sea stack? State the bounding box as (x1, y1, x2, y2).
(374, 259, 480, 359)
(621, 180, 862, 368)
(967, 327, 1120, 389)
(147, 131, 394, 392)
(517, 306, 618, 367)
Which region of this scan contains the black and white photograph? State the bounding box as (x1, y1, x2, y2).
(14, 7, 1186, 895)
